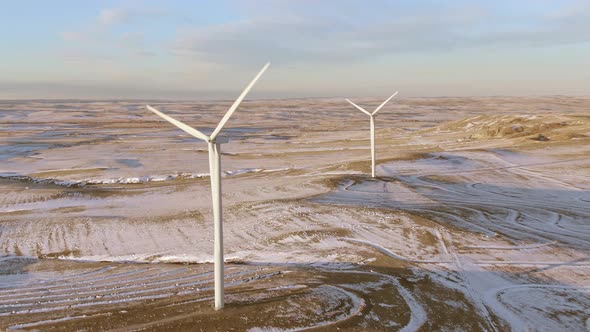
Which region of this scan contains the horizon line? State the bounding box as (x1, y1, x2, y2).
(1, 94, 589, 103)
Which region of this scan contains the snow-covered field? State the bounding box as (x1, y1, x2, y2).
(0, 97, 589, 330)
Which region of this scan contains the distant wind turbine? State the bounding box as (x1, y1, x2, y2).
(145, 63, 270, 310)
(345, 92, 398, 178)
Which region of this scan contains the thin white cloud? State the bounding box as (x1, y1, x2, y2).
(171, 1, 590, 67)
(11, 0, 588, 99)
(98, 8, 129, 26)
(59, 6, 168, 60)
(120, 32, 155, 56)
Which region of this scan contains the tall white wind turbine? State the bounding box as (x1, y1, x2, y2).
(145, 63, 270, 310)
(345, 92, 398, 178)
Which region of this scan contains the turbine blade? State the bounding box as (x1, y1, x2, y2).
(372, 91, 398, 115)
(146, 105, 209, 142)
(346, 99, 371, 116)
(210, 62, 270, 140)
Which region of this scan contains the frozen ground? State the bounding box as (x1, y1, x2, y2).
(0, 97, 589, 331)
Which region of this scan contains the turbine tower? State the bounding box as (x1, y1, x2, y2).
(145, 63, 270, 310)
(345, 91, 398, 178)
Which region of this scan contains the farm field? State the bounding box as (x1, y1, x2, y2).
(0, 96, 589, 331)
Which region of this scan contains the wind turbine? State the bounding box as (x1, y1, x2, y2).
(345, 91, 398, 178)
(145, 63, 270, 310)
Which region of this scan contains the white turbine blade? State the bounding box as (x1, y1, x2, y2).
(146, 105, 209, 142)
(346, 99, 371, 116)
(372, 91, 398, 115)
(210, 62, 270, 140)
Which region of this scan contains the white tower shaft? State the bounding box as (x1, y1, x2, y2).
(369, 115, 376, 178)
(208, 142, 224, 309)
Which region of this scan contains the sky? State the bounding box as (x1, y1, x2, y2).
(1, 0, 589, 99)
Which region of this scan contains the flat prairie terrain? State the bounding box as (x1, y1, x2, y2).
(0, 96, 589, 331)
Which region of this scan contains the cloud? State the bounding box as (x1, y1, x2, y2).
(98, 8, 129, 26)
(59, 6, 169, 60)
(96, 6, 171, 27)
(61, 6, 171, 41)
(119, 32, 155, 56)
(171, 7, 478, 65)
(171, 1, 590, 67)
(61, 31, 86, 42)
(59, 1, 590, 69)
(33, 0, 590, 98)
